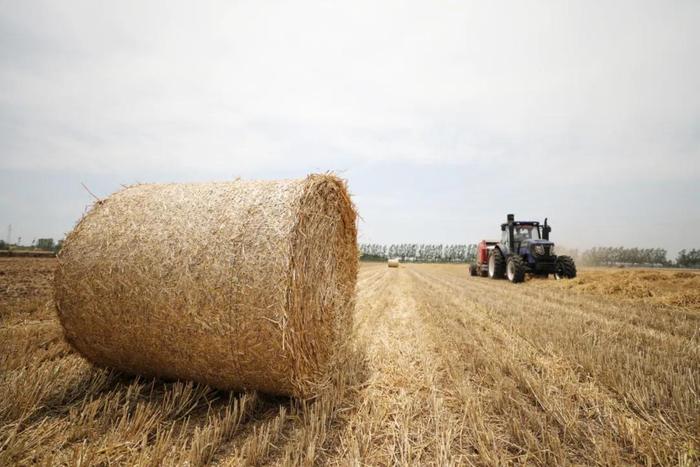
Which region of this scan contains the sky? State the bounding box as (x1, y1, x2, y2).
(1, 0, 699, 256)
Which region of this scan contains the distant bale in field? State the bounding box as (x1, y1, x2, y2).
(388, 259, 400, 268)
(55, 174, 358, 398)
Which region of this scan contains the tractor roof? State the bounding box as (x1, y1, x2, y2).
(501, 221, 540, 228)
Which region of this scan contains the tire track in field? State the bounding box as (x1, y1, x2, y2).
(406, 266, 632, 465)
(408, 265, 698, 465)
(327, 266, 471, 465)
(426, 265, 699, 406)
(438, 264, 699, 346)
(432, 268, 699, 401)
(441, 265, 700, 343)
(431, 266, 700, 434)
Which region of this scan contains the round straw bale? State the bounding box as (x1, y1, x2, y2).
(55, 174, 358, 398)
(387, 258, 400, 268)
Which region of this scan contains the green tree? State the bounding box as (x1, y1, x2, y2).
(36, 238, 55, 250)
(677, 249, 700, 268)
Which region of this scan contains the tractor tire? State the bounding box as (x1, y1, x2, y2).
(479, 268, 489, 278)
(555, 255, 577, 279)
(488, 249, 506, 279)
(469, 263, 478, 276)
(506, 256, 526, 283)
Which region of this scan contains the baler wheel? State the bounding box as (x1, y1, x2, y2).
(488, 249, 506, 279)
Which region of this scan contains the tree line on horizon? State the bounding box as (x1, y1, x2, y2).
(360, 243, 700, 268)
(578, 247, 668, 267)
(0, 238, 63, 253)
(2, 238, 698, 268)
(360, 243, 477, 263)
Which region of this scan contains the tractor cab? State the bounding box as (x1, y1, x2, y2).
(502, 222, 541, 243)
(499, 217, 555, 258)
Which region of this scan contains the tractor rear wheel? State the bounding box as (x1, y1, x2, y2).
(488, 249, 506, 279)
(469, 264, 477, 276)
(506, 256, 526, 283)
(555, 255, 577, 279)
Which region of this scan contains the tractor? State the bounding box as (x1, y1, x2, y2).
(472, 214, 577, 283)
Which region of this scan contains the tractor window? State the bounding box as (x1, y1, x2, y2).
(515, 225, 540, 240)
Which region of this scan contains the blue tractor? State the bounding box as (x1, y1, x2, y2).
(488, 214, 576, 283)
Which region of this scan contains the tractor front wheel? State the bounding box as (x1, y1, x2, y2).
(488, 249, 506, 279)
(555, 255, 577, 279)
(506, 256, 526, 283)
(469, 264, 478, 276)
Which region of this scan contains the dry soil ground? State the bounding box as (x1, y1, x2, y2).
(0, 258, 698, 465)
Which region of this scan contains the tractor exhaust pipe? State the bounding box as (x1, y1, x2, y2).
(543, 217, 551, 240)
(507, 214, 515, 250)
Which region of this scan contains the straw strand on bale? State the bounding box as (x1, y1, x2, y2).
(54, 174, 358, 398)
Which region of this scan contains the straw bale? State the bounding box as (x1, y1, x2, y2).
(54, 174, 358, 398)
(387, 259, 400, 268)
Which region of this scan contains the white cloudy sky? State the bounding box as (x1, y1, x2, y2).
(1, 0, 699, 255)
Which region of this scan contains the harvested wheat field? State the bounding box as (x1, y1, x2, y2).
(1, 258, 698, 465)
